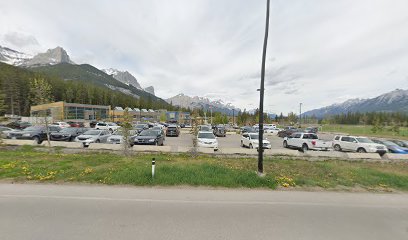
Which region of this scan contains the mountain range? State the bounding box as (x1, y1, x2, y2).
(166, 93, 240, 115)
(304, 89, 408, 118)
(0, 45, 156, 98)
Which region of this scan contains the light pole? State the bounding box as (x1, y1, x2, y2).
(210, 106, 213, 125)
(299, 103, 302, 128)
(258, 0, 270, 176)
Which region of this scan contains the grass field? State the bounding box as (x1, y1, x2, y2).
(321, 124, 408, 139)
(1, 146, 408, 192)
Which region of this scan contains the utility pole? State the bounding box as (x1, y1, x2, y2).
(232, 109, 235, 126)
(299, 103, 302, 128)
(210, 106, 213, 125)
(258, 0, 270, 176)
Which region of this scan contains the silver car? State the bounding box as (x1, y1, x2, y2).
(107, 130, 138, 144)
(75, 129, 111, 147)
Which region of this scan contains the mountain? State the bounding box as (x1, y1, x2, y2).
(102, 68, 142, 89)
(0, 62, 172, 116)
(30, 63, 165, 103)
(166, 93, 240, 115)
(144, 86, 155, 96)
(304, 89, 408, 118)
(24, 46, 74, 66)
(0, 45, 32, 65)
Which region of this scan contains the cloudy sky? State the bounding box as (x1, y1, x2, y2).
(1, 0, 408, 114)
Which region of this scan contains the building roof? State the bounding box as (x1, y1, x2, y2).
(142, 109, 148, 112)
(114, 107, 124, 111)
(148, 109, 155, 112)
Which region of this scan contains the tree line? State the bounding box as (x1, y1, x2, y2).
(0, 63, 188, 117)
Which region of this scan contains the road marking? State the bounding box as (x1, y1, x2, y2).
(1, 194, 407, 209)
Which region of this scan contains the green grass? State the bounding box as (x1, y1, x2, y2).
(321, 124, 408, 139)
(1, 147, 408, 191)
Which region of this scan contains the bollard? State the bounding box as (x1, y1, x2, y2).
(152, 158, 155, 178)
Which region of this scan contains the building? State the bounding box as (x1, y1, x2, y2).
(166, 111, 191, 124)
(30, 101, 164, 123)
(31, 102, 110, 122)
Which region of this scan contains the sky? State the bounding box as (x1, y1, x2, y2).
(1, 0, 408, 114)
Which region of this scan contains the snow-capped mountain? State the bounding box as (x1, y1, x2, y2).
(0, 46, 73, 66)
(102, 68, 142, 90)
(24, 46, 74, 66)
(0, 45, 32, 65)
(166, 93, 240, 115)
(304, 89, 408, 118)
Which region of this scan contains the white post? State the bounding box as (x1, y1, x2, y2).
(152, 158, 155, 178)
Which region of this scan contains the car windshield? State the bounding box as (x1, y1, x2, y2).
(356, 138, 373, 143)
(83, 130, 101, 135)
(198, 132, 215, 139)
(139, 130, 157, 136)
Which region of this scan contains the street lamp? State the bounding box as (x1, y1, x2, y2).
(258, 0, 270, 176)
(299, 103, 302, 128)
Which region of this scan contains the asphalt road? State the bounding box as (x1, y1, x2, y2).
(1, 184, 407, 240)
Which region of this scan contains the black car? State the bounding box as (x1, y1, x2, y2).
(50, 127, 89, 141)
(277, 128, 300, 138)
(240, 126, 256, 134)
(8, 125, 61, 144)
(213, 125, 226, 137)
(166, 125, 180, 137)
(6, 121, 32, 130)
(133, 129, 165, 146)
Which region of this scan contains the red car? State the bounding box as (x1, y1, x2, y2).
(67, 121, 85, 127)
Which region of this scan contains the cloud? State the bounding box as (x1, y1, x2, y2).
(1, 0, 408, 114)
(2, 32, 39, 47)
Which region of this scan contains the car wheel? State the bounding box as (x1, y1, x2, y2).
(249, 143, 253, 149)
(357, 148, 366, 153)
(155, 141, 159, 146)
(95, 139, 100, 143)
(33, 136, 41, 144)
(283, 140, 288, 148)
(109, 128, 113, 133)
(333, 144, 342, 151)
(302, 144, 308, 152)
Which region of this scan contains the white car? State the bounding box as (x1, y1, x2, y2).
(241, 132, 271, 149)
(51, 122, 71, 128)
(196, 131, 218, 150)
(95, 122, 121, 132)
(264, 127, 280, 135)
(75, 129, 111, 147)
(332, 135, 387, 155)
(107, 129, 138, 144)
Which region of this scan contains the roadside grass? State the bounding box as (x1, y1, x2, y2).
(321, 124, 408, 139)
(1, 147, 407, 191)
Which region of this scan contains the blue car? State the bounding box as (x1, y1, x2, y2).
(372, 139, 408, 154)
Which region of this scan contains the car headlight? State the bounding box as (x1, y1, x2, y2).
(148, 139, 155, 142)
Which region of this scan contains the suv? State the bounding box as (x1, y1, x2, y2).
(332, 135, 387, 155)
(166, 125, 180, 137)
(213, 125, 226, 137)
(241, 132, 271, 149)
(95, 122, 120, 132)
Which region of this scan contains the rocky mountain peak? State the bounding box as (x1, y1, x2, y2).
(144, 86, 155, 96)
(25, 46, 74, 66)
(102, 68, 142, 89)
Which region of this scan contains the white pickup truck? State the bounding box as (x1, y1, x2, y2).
(283, 132, 331, 152)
